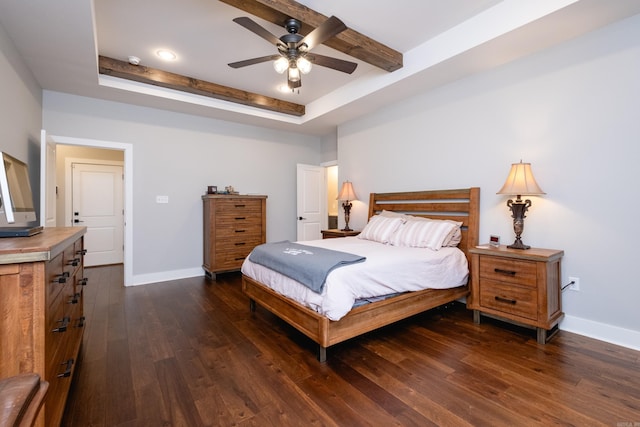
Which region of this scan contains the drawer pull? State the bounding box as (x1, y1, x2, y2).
(235, 217, 246, 220)
(76, 316, 86, 328)
(234, 204, 246, 208)
(67, 258, 80, 267)
(76, 249, 87, 256)
(235, 230, 246, 233)
(235, 242, 246, 246)
(53, 272, 70, 284)
(52, 316, 70, 333)
(68, 293, 81, 304)
(494, 268, 516, 276)
(495, 295, 517, 305)
(78, 277, 88, 286)
(235, 257, 245, 261)
(57, 359, 74, 378)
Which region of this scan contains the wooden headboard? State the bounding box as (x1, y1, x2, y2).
(367, 188, 480, 264)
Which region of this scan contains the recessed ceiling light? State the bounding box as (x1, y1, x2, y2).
(156, 49, 176, 61)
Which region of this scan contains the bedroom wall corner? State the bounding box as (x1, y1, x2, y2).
(336, 13, 640, 350)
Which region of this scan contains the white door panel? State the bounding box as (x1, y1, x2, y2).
(39, 130, 57, 227)
(296, 164, 326, 241)
(72, 163, 124, 266)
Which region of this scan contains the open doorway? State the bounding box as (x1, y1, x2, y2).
(42, 132, 134, 286)
(326, 164, 339, 229)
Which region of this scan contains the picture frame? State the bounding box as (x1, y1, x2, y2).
(207, 185, 217, 194)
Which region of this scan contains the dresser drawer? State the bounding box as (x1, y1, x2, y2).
(479, 256, 537, 288)
(214, 199, 263, 214)
(479, 279, 537, 320)
(215, 220, 262, 236)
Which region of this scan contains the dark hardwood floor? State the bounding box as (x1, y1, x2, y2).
(62, 265, 640, 426)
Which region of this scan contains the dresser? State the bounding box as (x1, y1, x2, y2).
(467, 245, 564, 344)
(0, 227, 87, 427)
(202, 194, 267, 278)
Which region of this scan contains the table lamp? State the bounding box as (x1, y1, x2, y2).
(337, 181, 358, 231)
(497, 161, 545, 249)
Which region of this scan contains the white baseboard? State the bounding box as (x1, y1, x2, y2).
(130, 267, 204, 287)
(560, 315, 640, 352)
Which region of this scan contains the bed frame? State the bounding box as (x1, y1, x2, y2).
(242, 187, 480, 362)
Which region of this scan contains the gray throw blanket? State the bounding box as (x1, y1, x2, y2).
(248, 241, 366, 293)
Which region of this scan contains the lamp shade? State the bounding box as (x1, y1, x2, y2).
(337, 181, 358, 201)
(497, 161, 545, 196)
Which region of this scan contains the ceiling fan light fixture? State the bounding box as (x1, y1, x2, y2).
(288, 66, 301, 82)
(297, 57, 312, 74)
(273, 57, 288, 74)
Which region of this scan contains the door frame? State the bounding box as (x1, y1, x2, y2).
(48, 134, 133, 286)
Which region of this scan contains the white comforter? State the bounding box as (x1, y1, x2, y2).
(241, 237, 469, 321)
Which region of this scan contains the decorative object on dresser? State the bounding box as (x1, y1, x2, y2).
(202, 194, 267, 279)
(336, 181, 358, 232)
(321, 229, 360, 239)
(497, 160, 545, 249)
(0, 227, 87, 427)
(467, 245, 564, 344)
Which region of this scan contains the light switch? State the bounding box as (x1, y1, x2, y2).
(156, 195, 169, 204)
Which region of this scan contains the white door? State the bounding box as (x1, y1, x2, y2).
(39, 130, 57, 227)
(296, 164, 326, 241)
(72, 163, 124, 266)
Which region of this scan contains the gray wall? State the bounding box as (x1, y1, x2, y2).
(0, 22, 42, 213)
(337, 14, 640, 347)
(42, 92, 322, 280)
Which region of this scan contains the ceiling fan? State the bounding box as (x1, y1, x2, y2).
(228, 16, 358, 89)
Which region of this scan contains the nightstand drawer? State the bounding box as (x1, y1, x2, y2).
(479, 280, 537, 320)
(479, 256, 537, 288)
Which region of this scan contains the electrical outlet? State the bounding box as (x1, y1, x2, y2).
(568, 276, 580, 291)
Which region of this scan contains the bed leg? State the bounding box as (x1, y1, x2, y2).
(249, 298, 256, 312)
(318, 346, 327, 363)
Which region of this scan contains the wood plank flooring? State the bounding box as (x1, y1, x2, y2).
(62, 265, 640, 426)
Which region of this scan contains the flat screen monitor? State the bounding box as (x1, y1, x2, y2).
(0, 151, 38, 229)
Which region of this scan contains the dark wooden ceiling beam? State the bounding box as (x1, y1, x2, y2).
(98, 56, 305, 117)
(219, 0, 403, 72)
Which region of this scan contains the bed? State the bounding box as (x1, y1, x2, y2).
(241, 188, 480, 362)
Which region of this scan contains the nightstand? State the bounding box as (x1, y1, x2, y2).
(467, 245, 564, 344)
(321, 229, 360, 239)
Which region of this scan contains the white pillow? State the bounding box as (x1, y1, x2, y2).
(380, 210, 462, 247)
(389, 219, 461, 250)
(357, 215, 404, 244)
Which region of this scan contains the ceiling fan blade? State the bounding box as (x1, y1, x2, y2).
(228, 54, 281, 69)
(307, 53, 357, 74)
(233, 17, 285, 48)
(296, 16, 347, 51)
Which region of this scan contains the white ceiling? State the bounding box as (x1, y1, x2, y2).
(1, 0, 640, 135)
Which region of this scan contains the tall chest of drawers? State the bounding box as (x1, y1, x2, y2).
(202, 194, 267, 278)
(0, 227, 87, 427)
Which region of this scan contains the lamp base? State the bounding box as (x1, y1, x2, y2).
(507, 238, 530, 250)
(506, 198, 533, 250)
(341, 227, 353, 232)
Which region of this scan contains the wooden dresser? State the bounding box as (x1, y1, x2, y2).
(467, 245, 564, 344)
(202, 194, 267, 279)
(0, 227, 87, 427)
